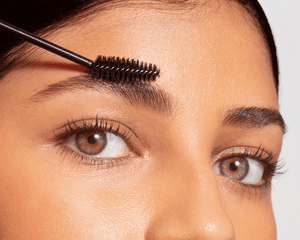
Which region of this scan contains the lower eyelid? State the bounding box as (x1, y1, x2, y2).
(56, 143, 133, 168)
(214, 169, 273, 197)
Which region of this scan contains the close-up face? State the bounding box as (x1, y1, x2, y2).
(0, 1, 285, 239)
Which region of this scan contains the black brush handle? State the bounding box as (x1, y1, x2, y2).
(0, 19, 94, 69)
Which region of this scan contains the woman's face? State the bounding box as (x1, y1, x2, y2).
(0, 2, 284, 239)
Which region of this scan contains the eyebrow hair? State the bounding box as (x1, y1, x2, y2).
(28, 75, 285, 134)
(28, 74, 173, 115)
(222, 106, 287, 134)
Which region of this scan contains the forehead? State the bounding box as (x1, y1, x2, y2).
(53, 2, 274, 92)
(5, 0, 278, 113)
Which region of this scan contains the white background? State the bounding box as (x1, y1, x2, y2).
(258, 0, 300, 239)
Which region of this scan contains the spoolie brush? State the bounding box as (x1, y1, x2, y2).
(92, 56, 160, 82)
(0, 19, 160, 82)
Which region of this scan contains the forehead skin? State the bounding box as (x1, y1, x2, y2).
(0, 1, 281, 240)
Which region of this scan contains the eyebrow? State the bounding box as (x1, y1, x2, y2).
(222, 106, 287, 134)
(28, 74, 173, 115)
(28, 75, 286, 134)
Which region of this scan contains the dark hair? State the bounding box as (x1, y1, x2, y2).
(0, 0, 279, 92)
(235, 0, 279, 92)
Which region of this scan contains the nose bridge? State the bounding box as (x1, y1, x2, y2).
(145, 153, 236, 240)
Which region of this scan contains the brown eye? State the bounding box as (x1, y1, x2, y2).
(219, 157, 249, 180)
(65, 130, 130, 159)
(213, 156, 264, 184)
(76, 132, 107, 155)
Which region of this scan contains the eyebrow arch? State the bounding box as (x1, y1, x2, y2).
(28, 74, 173, 115)
(222, 106, 287, 134)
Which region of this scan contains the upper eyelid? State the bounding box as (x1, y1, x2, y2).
(212, 146, 274, 163)
(54, 118, 138, 141)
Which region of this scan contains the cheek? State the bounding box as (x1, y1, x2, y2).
(218, 182, 277, 239)
(0, 129, 74, 238)
(234, 204, 277, 239)
(0, 124, 150, 239)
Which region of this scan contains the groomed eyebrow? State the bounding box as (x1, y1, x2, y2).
(28, 74, 173, 115)
(222, 106, 287, 134)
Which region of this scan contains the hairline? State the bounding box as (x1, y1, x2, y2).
(0, 0, 204, 80)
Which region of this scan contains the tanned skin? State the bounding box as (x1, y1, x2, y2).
(0, 1, 282, 239)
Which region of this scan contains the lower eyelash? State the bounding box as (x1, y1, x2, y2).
(56, 143, 131, 169)
(239, 178, 272, 196)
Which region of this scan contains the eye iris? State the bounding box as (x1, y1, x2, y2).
(220, 157, 249, 180)
(76, 132, 107, 155)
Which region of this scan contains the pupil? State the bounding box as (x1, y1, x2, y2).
(229, 161, 239, 172)
(87, 134, 99, 144)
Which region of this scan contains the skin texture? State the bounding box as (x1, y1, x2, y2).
(0, 1, 283, 239)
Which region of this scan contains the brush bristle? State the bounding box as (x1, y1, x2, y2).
(91, 56, 160, 82)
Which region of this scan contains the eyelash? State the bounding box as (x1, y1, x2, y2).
(53, 117, 285, 195)
(217, 146, 286, 195)
(53, 117, 135, 167)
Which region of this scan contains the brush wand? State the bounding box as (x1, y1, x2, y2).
(0, 19, 94, 69)
(0, 19, 160, 82)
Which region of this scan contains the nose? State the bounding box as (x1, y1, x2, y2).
(144, 159, 236, 240)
